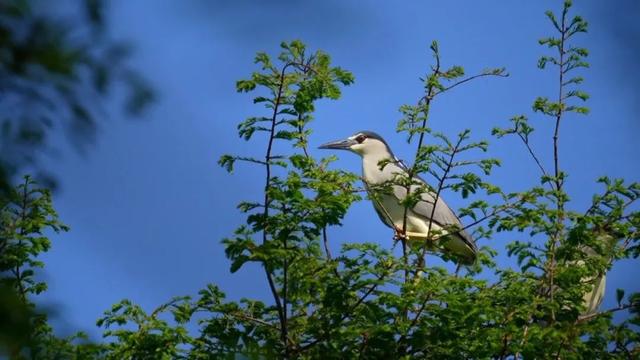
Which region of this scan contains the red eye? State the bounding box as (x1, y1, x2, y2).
(356, 135, 366, 143)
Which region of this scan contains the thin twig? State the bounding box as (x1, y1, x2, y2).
(292, 267, 391, 355)
(322, 227, 332, 260)
(227, 312, 298, 347)
(262, 62, 294, 353)
(14, 177, 30, 300)
(517, 132, 548, 178)
(230, 312, 280, 331)
(575, 302, 636, 324)
(434, 71, 508, 96)
(430, 198, 524, 243)
(397, 290, 433, 350)
(282, 209, 289, 358)
(402, 46, 441, 228)
(498, 333, 511, 360)
(293, 284, 378, 354)
(416, 135, 465, 274)
(547, 5, 569, 324)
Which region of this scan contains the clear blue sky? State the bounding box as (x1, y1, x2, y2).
(39, 1, 639, 338)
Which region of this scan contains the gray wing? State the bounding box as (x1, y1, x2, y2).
(403, 184, 477, 264)
(403, 186, 472, 239)
(389, 160, 477, 263)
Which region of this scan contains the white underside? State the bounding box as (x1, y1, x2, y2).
(361, 150, 473, 259)
(573, 259, 606, 316)
(376, 193, 473, 254)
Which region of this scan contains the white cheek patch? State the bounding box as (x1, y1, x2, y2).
(351, 144, 365, 154)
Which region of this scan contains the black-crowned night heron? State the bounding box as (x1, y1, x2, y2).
(574, 230, 616, 316)
(319, 130, 478, 265)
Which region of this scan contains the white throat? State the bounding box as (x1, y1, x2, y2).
(360, 147, 395, 185)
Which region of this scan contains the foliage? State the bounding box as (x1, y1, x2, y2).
(0, 176, 103, 358)
(102, 4, 638, 357)
(1, 1, 638, 359)
(0, 0, 153, 194)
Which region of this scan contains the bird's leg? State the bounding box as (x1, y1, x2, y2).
(404, 231, 431, 240)
(454, 263, 462, 277)
(416, 255, 425, 270)
(393, 226, 408, 241)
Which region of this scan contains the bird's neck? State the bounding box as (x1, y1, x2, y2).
(361, 151, 394, 184)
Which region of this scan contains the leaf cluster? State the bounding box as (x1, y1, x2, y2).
(2, 2, 639, 359)
(0, 0, 154, 193)
(0, 176, 102, 359)
(93, 5, 640, 357)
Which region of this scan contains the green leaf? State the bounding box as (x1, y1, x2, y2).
(617, 288, 625, 307)
(218, 154, 235, 173)
(236, 79, 256, 92)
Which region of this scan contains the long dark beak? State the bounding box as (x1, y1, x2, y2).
(318, 138, 356, 150)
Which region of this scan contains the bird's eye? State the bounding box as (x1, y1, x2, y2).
(355, 135, 367, 143)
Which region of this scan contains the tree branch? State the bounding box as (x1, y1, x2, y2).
(576, 302, 636, 324)
(434, 70, 508, 96)
(262, 62, 295, 353)
(416, 134, 465, 273)
(517, 132, 548, 178)
(292, 266, 391, 355)
(547, 5, 568, 323)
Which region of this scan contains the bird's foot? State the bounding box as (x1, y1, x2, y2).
(393, 227, 408, 241)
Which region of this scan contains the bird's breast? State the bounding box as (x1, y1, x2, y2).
(362, 157, 442, 235)
(361, 156, 395, 185)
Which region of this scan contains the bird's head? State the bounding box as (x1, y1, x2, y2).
(318, 131, 392, 157)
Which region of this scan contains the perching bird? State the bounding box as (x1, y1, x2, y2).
(574, 229, 616, 316)
(319, 130, 478, 265)
(578, 245, 607, 315)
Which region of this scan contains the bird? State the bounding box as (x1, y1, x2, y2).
(573, 229, 616, 316)
(319, 130, 478, 265)
(578, 248, 606, 316)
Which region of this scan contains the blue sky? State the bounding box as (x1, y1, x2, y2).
(38, 1, 638, 338)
